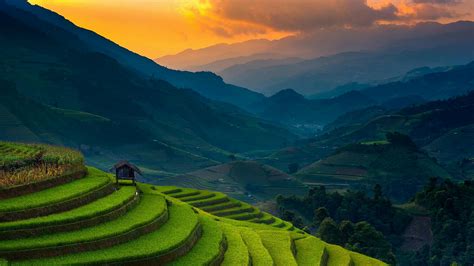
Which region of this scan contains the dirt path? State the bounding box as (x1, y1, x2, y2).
(401, 216, 433, 251)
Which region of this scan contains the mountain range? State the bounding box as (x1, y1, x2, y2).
(4, 0, 264, 109)
(259, 86, 474, 176)
(158, 22, 474, 96)
(0, 1, 295, 174)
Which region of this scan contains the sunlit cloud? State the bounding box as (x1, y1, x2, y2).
(185, 0, 472, 35)
(27, 0, 473, 57)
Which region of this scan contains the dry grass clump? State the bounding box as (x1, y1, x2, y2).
(0, 142, 83, 188)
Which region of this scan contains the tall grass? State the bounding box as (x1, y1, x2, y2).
(0, 142, 84, 188)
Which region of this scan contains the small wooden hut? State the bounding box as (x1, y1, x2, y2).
(111, 161, 141, 185)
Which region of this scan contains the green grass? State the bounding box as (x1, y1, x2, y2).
(240, 227, 273, 266)
(15, 202, 198, 265)
(201, 201, 241, 212)
(295, 237, 326, 266)
(0, 172, 384, 266)
(0, 141, 83, 168)
(0, 167, 110, 213)
(179, 192, 216, 202)
(0, 142, 42, 167)
(0, 194, 166, 251)
(172, 191, 201, 199)
(219, 223, 250, 266)
(150, 184, 297, 232)
(213, 205, 254, 217)
(325, 244, 353, 266)
(187, 194, 229, 208)
(227, 209, 263, 220)
(350, 253, 387, 266)
(0, 186, 136, 231)
(258, 230, 297, 266)
(251, 212, 276, 224)
(169, 216, 224, 266)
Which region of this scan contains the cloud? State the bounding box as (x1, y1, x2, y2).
(412, 0, 461, 5)
(187, 0, 470, 38)
(206, 0, 399, 32)
(409, 3, 457, 19)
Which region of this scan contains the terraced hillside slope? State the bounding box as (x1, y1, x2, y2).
(0, 143, 384, 265)
(296, 134, 451, 202)
(0, 3, 295, 174)
(146, 161, 308, 203)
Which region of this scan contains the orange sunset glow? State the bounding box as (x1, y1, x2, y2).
(28, 0, 474, 58)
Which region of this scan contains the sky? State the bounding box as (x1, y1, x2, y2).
(28, 0, 474, 58)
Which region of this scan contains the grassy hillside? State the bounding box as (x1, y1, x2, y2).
(251, 89, 376, 134)
(5, 0, 265, 110)
(261, 90, 474, 180)
(295, 140, 451, 201)
(0, 5, 296, 174)
(144, 161, 308, 203)
(0, 142, 384, 265)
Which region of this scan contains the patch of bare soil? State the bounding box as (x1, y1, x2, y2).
(401, 216, 433, 251)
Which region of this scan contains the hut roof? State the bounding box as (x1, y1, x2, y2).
(111, 160, 142, 175)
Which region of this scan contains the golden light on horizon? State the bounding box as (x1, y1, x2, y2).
(27, 0, 473, 59)
(27, 0, 291, 58)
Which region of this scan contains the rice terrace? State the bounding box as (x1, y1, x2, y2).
(1, 0, 474, 264)
(0, 142, 383, 265)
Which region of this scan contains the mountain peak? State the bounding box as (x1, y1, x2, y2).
(270, 89, 306, 102)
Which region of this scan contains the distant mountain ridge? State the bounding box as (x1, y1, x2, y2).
(256, 62, 474, 173)
(158, 21, 474, 96)
(5, 0, 264, 109)
(0, 2, 296, 174)
(251, 89, 376, 134)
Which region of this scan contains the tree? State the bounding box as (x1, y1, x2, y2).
(348, 221, 396, 265)
(386, 132, 417, 149)
(317, 218, 342, 245)
(373, 184, 383, 201)
(282, 210, 296, 222)
(314, 207, 329, 227)
(339, 220, 354, 243)
(288, 163, 299, 174)
(293, 216, 304, 229)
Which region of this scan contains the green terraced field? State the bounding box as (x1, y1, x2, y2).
(295, 237, 327, 266)
(0, 143, 385, 265)
(259, 230, 298, 266)
(0, 141, 83, 170)
(240, 227, 273, 265)
(0, 167, 110, 213)
(219, 223, 250, 266)
(0, 186, 136, 232)
(169, 216, 224, 266)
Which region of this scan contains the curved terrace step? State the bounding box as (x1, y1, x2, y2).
(258, 230, 298, 266)
(325, 244, 354, 266)
(218, 223, 250, 266)
(295, 237, 328, 266)
(187, 194, 230, 208)
(0, 166, 87, 199)
(179, 192, 216, 202)
(0, 186, 138, 239)
(0, 168, 113, 222)
(0, 194, 168, 260)
(201, 201, 242, 213)
(240, 227, 273, 266)
(15, 202, 201, 265)
(350, 253, 386, 265)
(169, 216, 226, 266)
